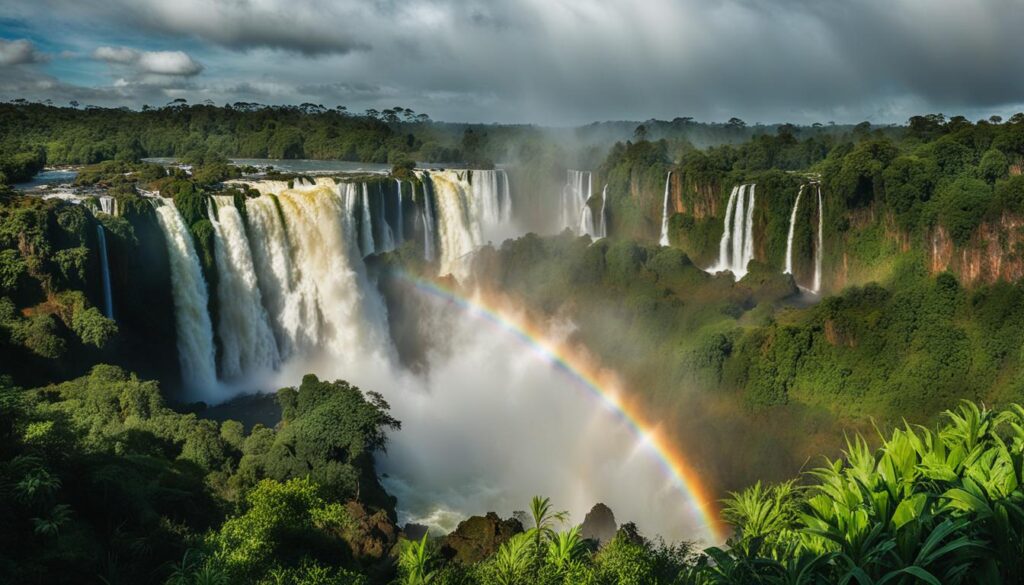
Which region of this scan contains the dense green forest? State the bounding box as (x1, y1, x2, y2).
(2, 102, 1024, 582)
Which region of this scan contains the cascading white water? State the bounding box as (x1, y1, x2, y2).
(784, 185, 805, 275)
(579, 199, 596, 237)
(266, 181, 394, 363)
(716, 186, 739, 269)
(395, 179, 405, 246)
(561, 170, 592, 234)
(377, 183, 396, 253)
(471, 169, 514, 243)
(209, 196, 280, 380)
(98, 196, 116, 216)
(245, 193, 306, 360)
(151, 199, 218, 400)
(659, 171, 672, 246)
(813, 183, 823, 293)
(360, 183, 376, 256)
(712, 184, 756, 279)
(427, 170, 484, 281)
(152, 175, 717, 543)
(419, 176, 437, 262)
(743, 184, 756, 268)
(95, 224, 114, 319)
(598, 184, 608, 239)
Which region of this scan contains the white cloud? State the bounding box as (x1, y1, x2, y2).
(0, 39, 48, 66)
(92, 46, 203, 76)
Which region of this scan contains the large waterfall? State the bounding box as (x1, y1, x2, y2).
(784, 185, 805, 275)
(427, 171, 484, 281)
(95, 224, 114, 320)
(814, 183, 823, 293)
(245, 193, 305, 360)
(659, 171, 672, 246)
(141, 170, 715, 542)
(712, 184, 757, 279)
(209, 196, 280, 380)
(151, 199, 218, 399)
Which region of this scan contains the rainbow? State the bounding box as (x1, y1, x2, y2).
(396, 271, 728, 543)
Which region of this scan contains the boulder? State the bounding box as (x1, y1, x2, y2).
(580, 503, 617, 545)
(441, 512, 524, 564)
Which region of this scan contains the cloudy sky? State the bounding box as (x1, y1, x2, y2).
(1, 0, 1023, 125)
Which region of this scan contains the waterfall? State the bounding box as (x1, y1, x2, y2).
(377, 183, 396, 253)
(426, 170, 484, 280)
(743, 184, 756, 269)
(395, 179, 405, 246)
(561, 170, 592, 234)
(245, 194, 305, 359)
(598, 184, 608, 238)
(98, 196, 116, 216)
(420, 176, 437, 262)
(270, 181, 393, 359)
(659, 171, 672, 246)
(150, 199, 218, 399)
(500, 170, 512, 224)
(783, 185, 805, 275)
(579, 200, 596, 237)
(716, 186, 739, 270)
(712, 184, 756, 279)
(209, 196, 280, 379)
(360, 183, 376, 256)
(813, 183, 823, 293)
(472, 169, 513, 243)
(95, 224, 114, 320)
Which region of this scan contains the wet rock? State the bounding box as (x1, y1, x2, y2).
(580, 503, 617, 545)
(441, 512, 524, 564)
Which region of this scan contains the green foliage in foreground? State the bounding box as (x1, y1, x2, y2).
(2, 360, 1023, 583)
(386, 403, 1024, 585)
(0, 367, 398, 585)
(700, 401, 1024, 584)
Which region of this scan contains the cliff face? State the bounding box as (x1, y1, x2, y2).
(928, 214, 1024, 285)
(672, 173, 719, 219)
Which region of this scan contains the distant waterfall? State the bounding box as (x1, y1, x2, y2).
(659, 172, 672, 246)
(598, 184, 608, 238)
(561, 170, 592, 235)
(150, 199, 218, 399)
(579, 200, 596, 237)
(395, 179, 405, 246)
(743, 185, 756, 269)
(473, 170, 508, 227)
(209, 196, 280, 379)
(813, 183, 823, 293)
(712, 184, 757, 279)
(784, 185, 805, 275)
(360, 184, 376, 256)
(98, 196, 117, 216)
(95, 224, 114, 320)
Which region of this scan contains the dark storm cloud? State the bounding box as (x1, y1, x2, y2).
(2, 0, 1023, 123)
(0, 38, 48, 66)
